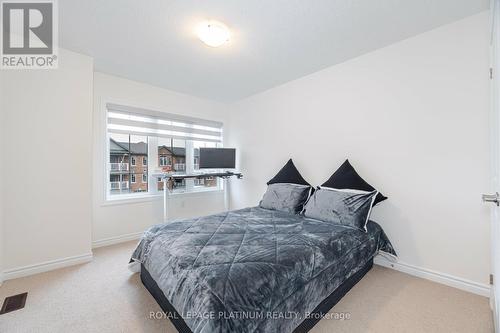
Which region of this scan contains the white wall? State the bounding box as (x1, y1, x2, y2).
(227, 13, 491, 286)
(92, 73, 229, 244)
(1, 49, 94, 272)
(0, 69, 5, 284)
(0, 12, 491, 294)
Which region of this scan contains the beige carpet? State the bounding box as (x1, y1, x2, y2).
(0, 241, 493, 333)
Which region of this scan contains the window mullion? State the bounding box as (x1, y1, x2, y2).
(185, 140, 194, 191)
(148, 136, 159, 194)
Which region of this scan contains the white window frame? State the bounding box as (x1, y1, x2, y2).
(131, 156, 136, 166)
(142, 157, 147, 166)
(131, 174, 136, 183)
(142, 173, 147, 183)
(102, 100, 225, 204)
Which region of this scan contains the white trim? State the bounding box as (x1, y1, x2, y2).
(364, 191, 378, 231)
(106, 102, 224, 128)
(102, 187, 224, 207)
(491, 285, 497, 322)
(108, 128, 222, 143)
(92, 232, 143, 249)
(319, 186, 371, 194)
(108, 115, 222, 136)
(271, 183, 311, 188)
(3, 253, 93, 281)
(374, 255, 490, 297)
(102, 193, 163, 206)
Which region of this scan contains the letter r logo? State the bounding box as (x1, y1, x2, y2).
(2, 1, 53, 54)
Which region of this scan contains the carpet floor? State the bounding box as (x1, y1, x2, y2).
(0, 241, 493, 333)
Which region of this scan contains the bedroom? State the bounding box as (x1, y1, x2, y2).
(0, 0, 497, 332)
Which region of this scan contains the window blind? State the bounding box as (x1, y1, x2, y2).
(106, 103, 223, 143)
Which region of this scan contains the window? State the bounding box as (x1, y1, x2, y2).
(108, 133, 148, 194)
(156, 137, 188, 191)
(193, 141, 220, 189)
(106, 103, 223, 198)
(159, 156, 168, 166)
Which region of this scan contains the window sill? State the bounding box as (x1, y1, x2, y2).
(101, 188, 224, 206)
(101, 193, 163, 206)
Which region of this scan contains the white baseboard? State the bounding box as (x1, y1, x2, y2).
(92, 232, 143, 249)
(492, 285, 499, 332)
(374, 255, 490, 297)
(3, 253, 93, 281)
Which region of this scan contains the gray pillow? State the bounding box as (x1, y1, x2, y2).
(303, 187, 377, 231)
(259, 183, 311, 214)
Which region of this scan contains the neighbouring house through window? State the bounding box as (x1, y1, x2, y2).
(106, 103, 224, 198)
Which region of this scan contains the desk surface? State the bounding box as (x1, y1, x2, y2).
(153, 172, 243, 180)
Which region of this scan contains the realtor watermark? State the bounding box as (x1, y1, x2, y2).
(149, 311, 351, 321)
(1, 0, 58, 69)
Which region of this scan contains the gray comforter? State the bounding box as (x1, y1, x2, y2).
(131, 207, 396, 333)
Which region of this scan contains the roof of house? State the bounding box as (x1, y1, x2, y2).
(110, 139, 198, 157)
(109, 139, 147, 155)
(109, 139, 128, 153)
(158, 145, 186, 157)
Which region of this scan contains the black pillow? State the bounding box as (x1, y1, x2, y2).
(267, 159, 311, 186)
(322, 159, 387, 205)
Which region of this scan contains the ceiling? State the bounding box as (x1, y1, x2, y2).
(60, 0, 489, 102)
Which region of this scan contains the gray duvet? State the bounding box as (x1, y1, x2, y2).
(131, 207, 396, 333)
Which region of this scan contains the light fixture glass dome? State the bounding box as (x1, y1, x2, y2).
(197, 21, 230, 47)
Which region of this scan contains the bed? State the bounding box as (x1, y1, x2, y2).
(130, 206, 396, 333)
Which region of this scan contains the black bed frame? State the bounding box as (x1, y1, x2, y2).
(141, 259, 373, 333)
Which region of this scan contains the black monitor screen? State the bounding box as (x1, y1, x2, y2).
(199, 148, 236, 169)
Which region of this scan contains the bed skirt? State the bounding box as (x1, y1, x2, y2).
(140, 258, 373, 333)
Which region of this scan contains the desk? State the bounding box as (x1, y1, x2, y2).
(154, 172, 243, 221)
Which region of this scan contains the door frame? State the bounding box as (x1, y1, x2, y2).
(490, 0, 500, 331)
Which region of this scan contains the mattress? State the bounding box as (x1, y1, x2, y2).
(131, 207, 396, 333)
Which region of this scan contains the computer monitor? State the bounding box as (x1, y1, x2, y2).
(199, 148, 236, 169)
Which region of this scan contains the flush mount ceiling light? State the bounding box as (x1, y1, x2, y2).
(196, 20, 230, 47)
